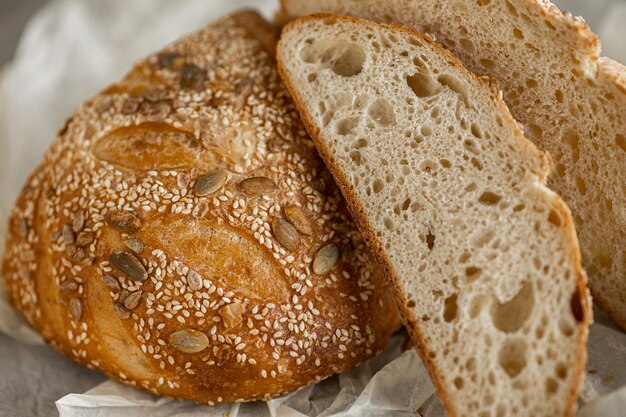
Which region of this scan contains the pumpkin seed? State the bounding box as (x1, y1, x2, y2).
(72, 210, 85, 233)
(158, 52, 180, 68)
(69, 298, 83, 320)
(113, 303, 131, 319)
(124, 291, 143, 310)
(284, 206, 313, 236)
(60, 279, 78, 293)
(103, 275, 121, 292)
(313, 244, 340, 275)
(110, 251, 147, 282)
(63, 224, 75, 245)
(238, 177, 277, 196)
(106, 211, 141, 233)
(194, 171, 226, 196)
(123, 237, 144, 254)
(272, 218, 301, 251)
(180, 63, 206, 89)
(169, 329, 209, 353)
(75, 232, 95, 247)
(219, 303, 244, 329)
(187, 270, 203, 291)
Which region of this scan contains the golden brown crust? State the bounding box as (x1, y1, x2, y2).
(277, 13, 591, 417)
(0, 10, 399, 404)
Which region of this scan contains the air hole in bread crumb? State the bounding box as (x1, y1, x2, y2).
(513, 28, 524, 40)
(308, 73, 317, 82)
(383, 217, 394, 231)
(546, 377, 558, 394)
(513, 204, 525, 212)
(499, 338, 527, 377)
(460, 38, 475, 53)
(372, 179, 384, 194)
(353, 138, 369, 149)
(349, 151, 362, 165)
(420, 160, 437, 174)
(406, 299, 416, 308)
(406, 72, 440, 98)
(367, 98, 395, 125)
(465, 182, 478, 192)
(440, 159, 452, 168)
(454, 376, 464, 390)
(335, 117, 359, 135)
(425, 230, 435, 250)
(491, 281, 534, 333)
(437, 74, 470, 106)
(480, 58, 495, 69)
(478, 191, 501, 205)
(472, 228, 495, 247)
(421, 125, 433, 137)
(470, 123, 482, 139)
(615, 134, 626, 153)
(548, 210, 562, 227)
(465, 266, 482, 284)
(556, 363, 568, 380)
(464, 139, 480, 155)
(575, 176, 587, 196)
(469, 295, 487, 318)
(443, 294, 458, 322)
(559, 318, 575, 336)
(470, 158, 483, 170)
(570, 289, 584, 322)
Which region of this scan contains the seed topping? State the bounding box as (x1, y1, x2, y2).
(272, 218, 301, 251)
(238, 176, 277, 196)
(193, 171, 226, 196)
(109, 251, 148, 282)
(106, 211, 141, 233)
(313, 244, 340, 275)
(284, 206, 314, 236)
(169, 329, 209, 353)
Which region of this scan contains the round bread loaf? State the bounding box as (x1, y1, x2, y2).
(0, 10, 398, 403)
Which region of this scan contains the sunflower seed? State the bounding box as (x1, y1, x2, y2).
(169, 329, 209, 353)
(72, 210, 85, 233)
(72, 247, 86, 262)
(60, 279, 78, 293)
(187, 270, 203, 291)
(214, 345, 231, 364)
(284, 206, 313, 236)
(158, 52, 180, 68)
(180, 63, 206, 89)
(313, 244, 340, 275)
(106, 211, 141, 233)
(76, 232, 95, 247)
(103, 275, 121, 292)
(272, 218, 301, 251)
(194, 171, 226, 196)
(110, 251, 147, 282)
(123, 237, 144, 254)
(62, 224, 75, 245)
(124, 291, 143, 310)
(114, 303, 131, 319)
(219, 303, 244, 329)
(238, 177, 277, 196)
(69, 298, 83, 320)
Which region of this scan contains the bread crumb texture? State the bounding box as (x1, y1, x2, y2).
(0, 11, 399, 403)
(277, 14, 590, 417)
(281, 0, 626, 331)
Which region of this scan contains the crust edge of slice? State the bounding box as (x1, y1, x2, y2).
(276, 13, 592, 417)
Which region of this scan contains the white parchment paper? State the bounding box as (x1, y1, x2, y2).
(0, 0, 625, 416)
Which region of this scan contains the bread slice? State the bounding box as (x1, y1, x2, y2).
(280, 0, 626, 331)
(277, 14, 590, 417)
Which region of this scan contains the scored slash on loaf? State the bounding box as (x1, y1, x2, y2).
(277, 14, 591, 417)
(0, 11, 400, 403)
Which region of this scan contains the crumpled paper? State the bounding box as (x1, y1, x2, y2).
(0, 0, 625, 416)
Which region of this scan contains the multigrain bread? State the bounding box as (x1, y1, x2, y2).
(277, 14, 591, 417)
(0, 11, 400, 403)
(280, 0, 626, 330)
